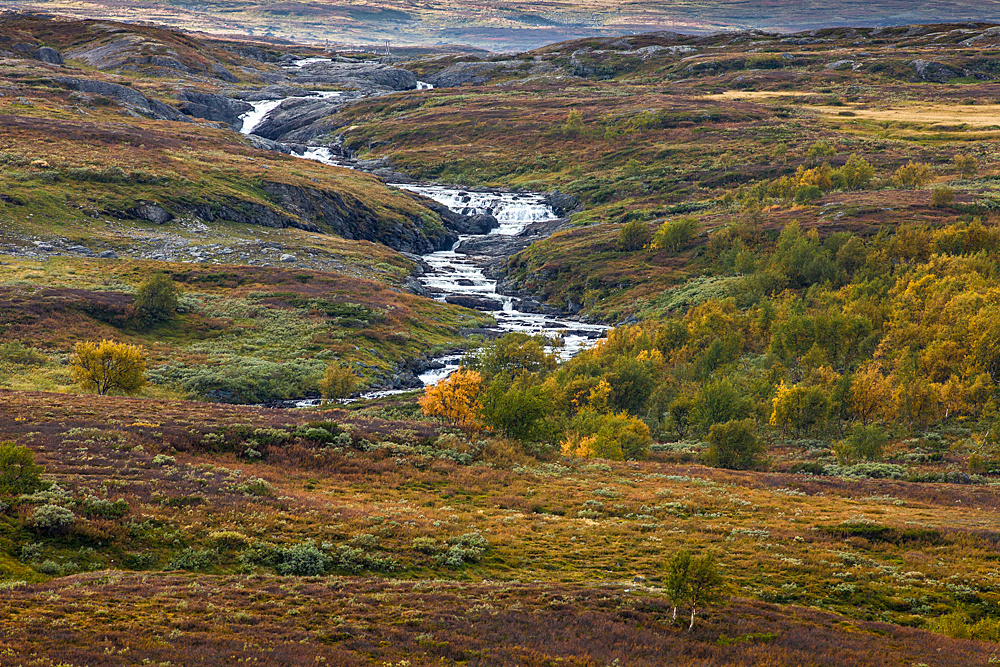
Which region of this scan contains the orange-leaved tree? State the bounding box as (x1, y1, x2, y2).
(418, 368, 484, 428)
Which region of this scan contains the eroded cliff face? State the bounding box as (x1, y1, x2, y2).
(123, 180, 461, 254)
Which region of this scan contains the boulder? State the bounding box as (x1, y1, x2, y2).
(545, 191, 580, 216)
(249, 96, 345, 141)
(911, 59, 959, 83)
(445, 295, 504, 311)
(292, 61, 417, 91)
(128, 203, 173, 224)
(424, 60, 521, 87)
(33, 47, 63, 65)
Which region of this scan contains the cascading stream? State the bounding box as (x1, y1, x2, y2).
(238, 83, 606, 403)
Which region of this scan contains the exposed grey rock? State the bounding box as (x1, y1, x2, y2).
(445, 294, 504, 311)
(238, 85, 315, 102)
(52, 77, 182, 121)
(545, 191, 580, 216)
(912, 59, 959, 83)
(259, 181, 457, 253)
(245, 135, 293, 154)
(66, 244, 96, 257)
(210, 63, 239, 83)
(227, 46, 279, 63)
(97, 250, 118, 259)
(424, 60, 521, 87)
(33, 47, 63, 65)
(177, 91, 253, 129)
(279, 253, 296, 262)
(292, 61, 417, 92)
(129, 203, 173, 224)
(249, 96, 345, 141)
(402, 276, 428, 296)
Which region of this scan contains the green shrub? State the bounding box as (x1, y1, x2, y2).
(275, 542, 332, 576)
(440, 533, 489, 566)
(652, 217, 699, 252)
(794, 185, 823, 205)
(228, 477, 275, 497)
(28, 504, 76, 534)
(0, 342, 48, 366)
(165, 548, 218, 571)
(932, 187, 955, 208)
(0, 442, 43, 496)
(706, 419, 764, 470)
(79, 496, 129, 520)
(318, 363, 359, 400)
(845, 424, 888, 462)
(336, 545, 398, 572)
(894, 161, 933, 189)
(133, 272, 179, 326)
(618, 220, 653, 251)
(480, 378, 555, 441)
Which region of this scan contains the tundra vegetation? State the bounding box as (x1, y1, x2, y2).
(5, 14, 1000, 666)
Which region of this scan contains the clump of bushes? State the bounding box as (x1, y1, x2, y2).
(28, 504, 76, 534)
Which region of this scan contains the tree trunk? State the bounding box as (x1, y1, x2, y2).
(688, 607, 697, 632)
(672, 605, 677, 621)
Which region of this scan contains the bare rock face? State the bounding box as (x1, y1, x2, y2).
(52, 77, 183, 121)
(291, 61, 417, 92)
(424, 61, 520, 87)
(911, 59, 959, 83)
(177, 91, 253, 129)
(249, 96, 346, 141)
(33, 47, 63, 65)
(128, 203, 173, 224)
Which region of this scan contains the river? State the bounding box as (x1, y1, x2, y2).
(238, 91, 607, 401)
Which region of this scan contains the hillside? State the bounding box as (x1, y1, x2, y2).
(7, 1, 1000, 50)
(4, 14, 1000, 666)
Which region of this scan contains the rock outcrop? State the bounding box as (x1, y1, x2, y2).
(52, 77, 183, 121)
(249, 96, 346, 142)
(177, 91, 253, 129)
(33, 46, 63, 65)
(290, 60, 417, 92)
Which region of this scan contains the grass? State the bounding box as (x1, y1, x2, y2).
(3, 391, 1000, 662)
(6, 15, 1000, 666)
(0, 257, 492, 400)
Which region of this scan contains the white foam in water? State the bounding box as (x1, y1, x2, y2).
(238, 91, 607, 403)
(239, 99, 282, 135)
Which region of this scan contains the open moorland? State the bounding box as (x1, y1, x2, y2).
(7, 0, 1000, 50)
(6, 12, 1000, 666)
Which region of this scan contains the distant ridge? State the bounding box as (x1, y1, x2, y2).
(4, 0, 1000, 51)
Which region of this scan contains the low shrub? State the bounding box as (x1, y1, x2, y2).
(28, 504, 75, 534)
(0, 442, 43, 496)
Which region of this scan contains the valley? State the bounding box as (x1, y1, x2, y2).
(4, 12, 1000, 666)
